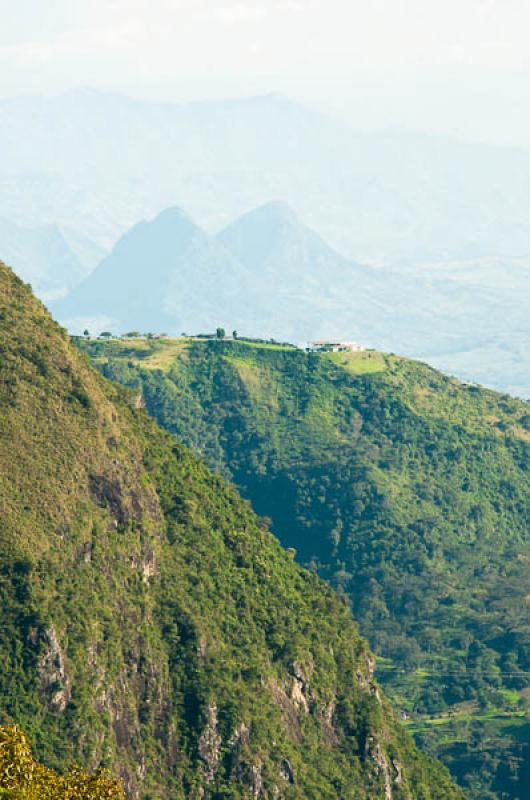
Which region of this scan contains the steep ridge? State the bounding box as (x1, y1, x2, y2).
(0, 262, 462, 799)
(82, 336, 530, 799)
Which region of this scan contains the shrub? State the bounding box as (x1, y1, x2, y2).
(0, 727, 124, 800)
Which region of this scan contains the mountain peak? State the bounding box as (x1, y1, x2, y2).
(217, 200, 351, 281)
(149, 204, 197, 229)
(253, 199, 298, 217)
(113, 205, 202, 251)
(230, 200, 300, 228)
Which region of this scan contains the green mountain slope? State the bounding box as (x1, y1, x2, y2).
(0, 262, 462, 799)
(81, 335, 530, 800)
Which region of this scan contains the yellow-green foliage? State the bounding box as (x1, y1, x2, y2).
(0, 728, 123, 799)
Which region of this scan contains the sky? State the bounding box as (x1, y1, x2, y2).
(2, 0, 530, 146)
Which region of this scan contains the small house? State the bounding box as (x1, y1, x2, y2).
(309, 340, 365, 353)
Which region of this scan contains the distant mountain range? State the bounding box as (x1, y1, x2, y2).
(52, 201, 530, 397)
(51, 202, 446, 346)
(3, 87, 530, 264)
(1, 88, 529, 395)
(53, 202, 367, 335)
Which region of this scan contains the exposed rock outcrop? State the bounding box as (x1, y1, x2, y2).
(198, 704, 222, 783)
(38, 626, 70, 712)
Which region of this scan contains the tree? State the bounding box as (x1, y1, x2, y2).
(83, 329, 90, 338)
(233, 330, 238, 339)
(100, 331, 112, 339)
(0, 726, 124, 799)
(216, 328, 226, 340)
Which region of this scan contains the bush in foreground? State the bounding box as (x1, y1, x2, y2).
(0, 727, 124, 800)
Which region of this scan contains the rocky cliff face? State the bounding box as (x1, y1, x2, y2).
(0, 262, 462, 798)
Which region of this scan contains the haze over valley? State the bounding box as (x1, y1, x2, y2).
(1, 88, 529, 395)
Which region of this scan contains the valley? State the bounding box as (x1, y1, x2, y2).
(79, 334, 530, 799)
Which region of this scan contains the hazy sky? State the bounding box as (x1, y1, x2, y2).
(2, 0, 530, 145)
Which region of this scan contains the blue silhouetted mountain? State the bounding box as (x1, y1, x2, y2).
(55, 202, 500, 359)
(54, 206, 249, 334)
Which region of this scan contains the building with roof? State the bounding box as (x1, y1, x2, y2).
(309, 340, 365, 353)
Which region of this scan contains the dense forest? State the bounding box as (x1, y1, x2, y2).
(0, 263, 463, 799)
(80, 335, 530, 800)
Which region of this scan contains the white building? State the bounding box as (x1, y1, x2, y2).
(309, 340, 365, 353)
